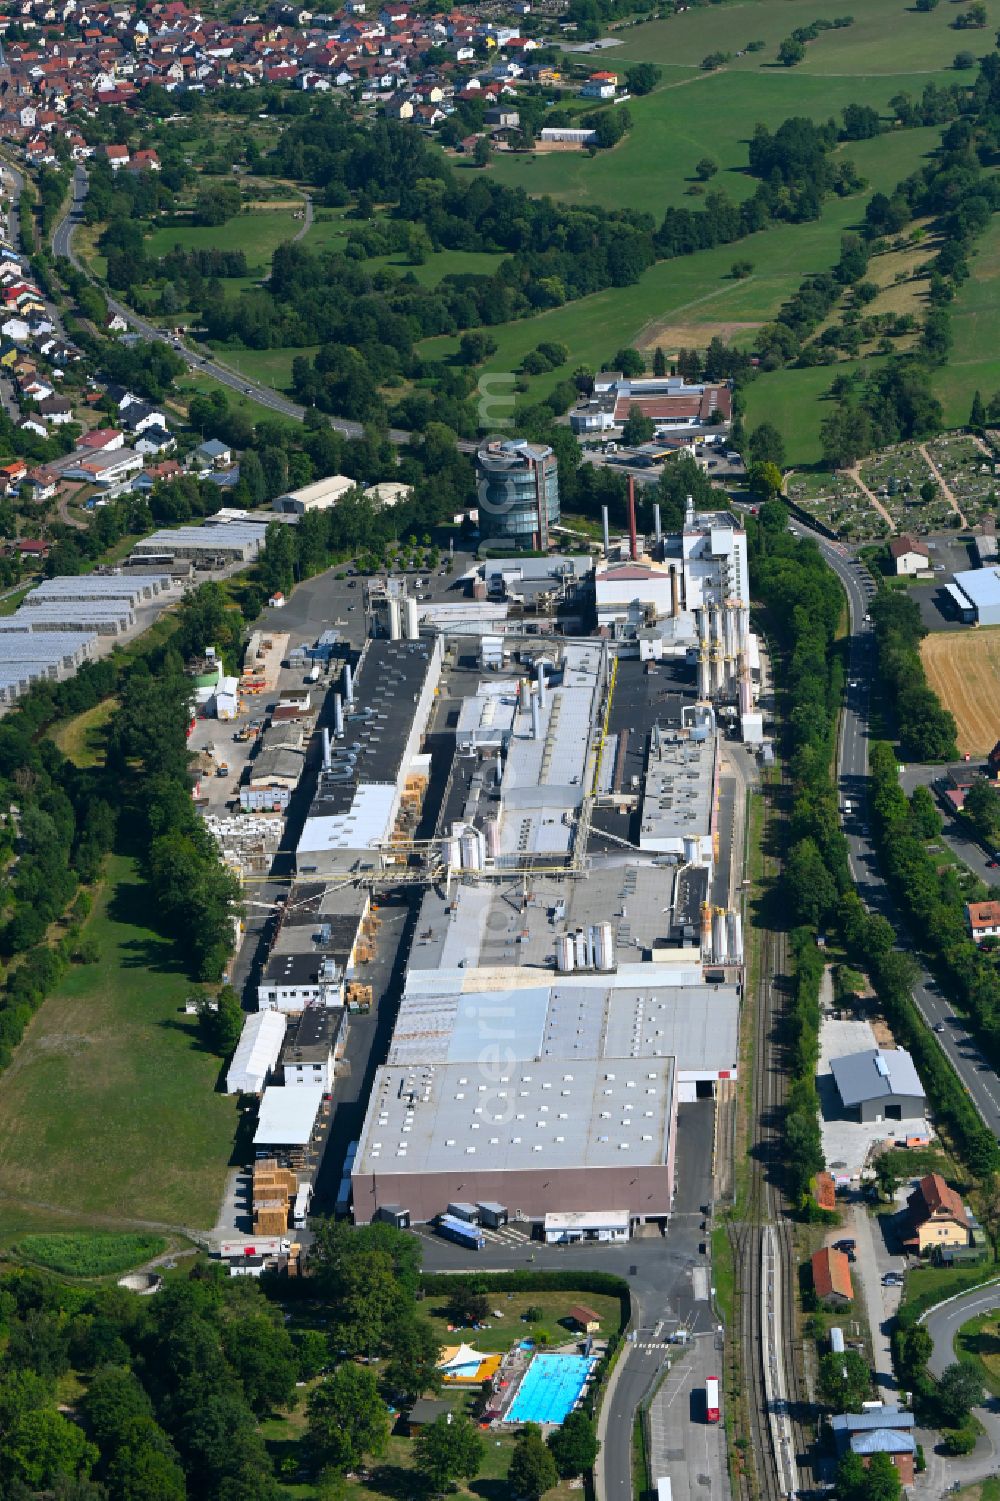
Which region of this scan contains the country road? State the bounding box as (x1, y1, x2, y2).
(51, 166, 478, 452)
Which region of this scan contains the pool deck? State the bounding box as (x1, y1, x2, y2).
(500, 1349, 602, 1428)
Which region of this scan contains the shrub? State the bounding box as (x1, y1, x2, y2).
(16, 1233, 166, 1277)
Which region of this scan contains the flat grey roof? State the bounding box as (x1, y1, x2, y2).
(830, 1048, 925, 1107)
(0, 631, 95, 659)
(26, 575, 168, 599)
(388, 978, 737, 1076)
(354, 1054, 675, 1178)
(640, 725, 716, 845)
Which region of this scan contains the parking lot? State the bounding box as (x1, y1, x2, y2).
(910, 534, 981, 633)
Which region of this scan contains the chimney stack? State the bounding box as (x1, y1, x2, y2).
(602, 505, 610, 558)
(628, 475, 638, 563)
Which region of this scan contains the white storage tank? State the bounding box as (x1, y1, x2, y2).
(518, 678, 532, 712)
(484, 818, 501, 859)
(555, 934, 575, 972)
(593, 921, 614, 972)
(727, 912, 743, 965)
(388, 597, 402, 641)
(460, 826, 485, 872)
(442, 834, 461, 870)
(404, 596, 419, 640)
(712, 911, 728, 964)
(574, 928, 589, 970)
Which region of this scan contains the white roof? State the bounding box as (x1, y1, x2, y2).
(544, 1209, 630, 1231)
(227, 1010, 286, 1094)
(954, 567, 1000, 611)
(297, 783, 398, 855)
(253, 1084, 324, 1146)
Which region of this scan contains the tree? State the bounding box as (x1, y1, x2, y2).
(817, 1348, 871, 1412)
(874, 1154, 900, 1202)
(919, 478, 937, 503)
(613, 348, 645, 378)
(748, 461, 784, 502)
(625, 63, 661, 95)
(384, 1309, 440, 1398)
(915, 0, 939, 9)
(964, 778, 1000, 845)
(910, 784, 942, 840)
(777, 36, 806, 66)
(935, 1362, 984, 1428)
(836, 1450, 900, 1501)
(784, 839, 838, 927)
(694, 156, 718, 181)
(414, 1414, 485, 1495)
(653, 346, 667, 377)
(622, 404, 655, 446)
(472, 137, 492, 168)
(547, 1410, 599, 1477)
(970, 389, 987, 431)
(954, 50, 976, 69)
(446, 1285, 491, 1327)
(198, 985, 244, 1057)
(508, 1425, 559, 1500)
(306, 1364, 390, 1473)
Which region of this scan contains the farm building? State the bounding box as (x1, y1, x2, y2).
(811, 1247, 853, 1306)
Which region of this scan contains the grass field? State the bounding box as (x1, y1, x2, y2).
(422, 1288, 623, 1356)
(936, 211, 1000, 428)
(429, 127, 939, 412)
(956, 1311, 1000, 1398)
(51, 698, 116, 769)
(0, 854, 236, 1229)
(144, 205, 306, 276)
(488, 69, 950, 217)
(922, 628, 1000, 758)
(608, 0, 973, 74)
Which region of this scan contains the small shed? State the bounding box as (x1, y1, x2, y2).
(405, 1398, 451, 1436)
(566, 1303, 602, 1334)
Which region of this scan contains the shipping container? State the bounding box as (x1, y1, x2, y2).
(436, 1214, 485, 1250)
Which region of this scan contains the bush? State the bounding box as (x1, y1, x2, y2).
(942, 1426, 976, 1455)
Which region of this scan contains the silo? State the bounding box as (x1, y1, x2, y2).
(555, 934, 575, 972)
(593, 922, 614, 971)
(712, 911, 728, 964)
(460, 827, 484, 872)
(343, 662, 354, 705)
(484, 818, 501, 859)
(333, 693, 344, 737)
(574, 928, 589, 970)
(404, 596, 419, 640)
(518, 678, 532, 712)
(388, 597, 402, 641)
(727, 911, 743, 965)
(442, 833, 461, 870)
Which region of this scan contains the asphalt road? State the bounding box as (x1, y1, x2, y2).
(920, 1279, 1000, 1497)
(798, 524, 1000, 1137)
(53, 165, 478, 454)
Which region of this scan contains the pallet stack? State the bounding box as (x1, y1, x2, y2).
(252, 1159, 296, 1234)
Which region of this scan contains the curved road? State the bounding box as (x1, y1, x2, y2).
(802, 523, 1000, 1127)
(921, 1280, 1000, 1495)
(52, 165, 464, 450)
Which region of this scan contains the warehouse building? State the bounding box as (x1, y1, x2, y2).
(279, 1008, 346, 1090)
(24, 574, 172, 605)
(830, 1047, 926, 1123)
(273, 475, 356, 514)
(950, 567, 1000, 626)
(351, 1054, 676, 1226)
(639, 707, 719, 865)
(226, 1010, 287, 1095)
(295, 638, 442, 877)
(0, 601, 134, 635)
(130, 519, 268, 566)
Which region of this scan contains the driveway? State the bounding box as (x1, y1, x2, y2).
(920, 1278, 1000, 1496)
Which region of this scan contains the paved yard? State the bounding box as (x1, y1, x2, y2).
(647, 1332, 728, 1501)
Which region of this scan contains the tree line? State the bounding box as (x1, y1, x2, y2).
(868, 590, 959, 761)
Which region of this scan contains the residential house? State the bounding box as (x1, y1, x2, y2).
(830, 1409, 916, 1488)
(35, 395, 74, 425)
(191, 437, 232, 469)
(811, 1247, 853, 1306)
(905, 1173, 969, 1256)
(77, 427, 125, 452)
(102, 142, 130, 169)
(888, 533, 930, 577)
(968, 900, 1000, 943)
(134, 424, 175, 455)
(580, 70, 616, 99)
(21, 467, 59, 501)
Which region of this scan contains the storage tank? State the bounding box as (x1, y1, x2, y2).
(555, 934, 575, 972)
(593, 921, 614, 972)
(460, 827, 485, 872)
(484, 817, 501, 859)
(442, 834, 461, 870)
(388, 597, 402, 641)
(404, 596, 419, 640)
(574, 928, 589, 970)
(333, 693, 344, 737)
(727, 911, 743, 965)
(518, 678, 532, 712)
(712, 911, 728, 964)
(343, 662, 354, 705)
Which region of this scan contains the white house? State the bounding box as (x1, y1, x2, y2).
(888, 534, 930, 577)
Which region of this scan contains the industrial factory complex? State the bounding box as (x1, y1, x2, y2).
(226, 498, 759, 1242)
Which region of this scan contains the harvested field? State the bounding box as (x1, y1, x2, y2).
(635, 318, 762, 352)
(921, 629, 1000, 758)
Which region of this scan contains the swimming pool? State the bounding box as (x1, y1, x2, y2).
(506, 1353, 596, 1426)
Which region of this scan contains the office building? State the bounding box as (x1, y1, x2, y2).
(475, 438, 559, 550)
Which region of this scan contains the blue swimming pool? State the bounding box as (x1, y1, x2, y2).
(506, 1353, 596, 1426)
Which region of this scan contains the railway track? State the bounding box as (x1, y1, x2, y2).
(725, 810, 811, 1501)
